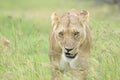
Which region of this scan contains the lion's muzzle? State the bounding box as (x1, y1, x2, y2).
(65, 47, 74, 52)
(65, 52, 78, 59)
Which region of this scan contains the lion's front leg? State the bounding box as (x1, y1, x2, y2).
(65, 70, 87, 80)
(49, 54, 64, 80)
(50, 61, 66, 80)
(50, 65, 64, 80)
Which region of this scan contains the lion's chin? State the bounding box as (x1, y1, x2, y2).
(65, 52, 78, 59)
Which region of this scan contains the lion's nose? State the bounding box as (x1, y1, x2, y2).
(65, 48, 74, 52)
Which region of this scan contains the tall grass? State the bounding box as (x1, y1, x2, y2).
(0, 0, 120, 80)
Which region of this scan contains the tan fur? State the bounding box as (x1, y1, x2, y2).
(0, 36, 10, 51)
(49, 9, 92, 80)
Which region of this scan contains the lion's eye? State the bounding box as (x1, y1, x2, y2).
(74, 32, 79, 37)
(59, 32, 64, 37)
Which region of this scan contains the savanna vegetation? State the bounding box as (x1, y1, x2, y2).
(0, 0, 120, 80)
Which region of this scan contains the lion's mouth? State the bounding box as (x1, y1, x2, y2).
(65, 52, 78, 59)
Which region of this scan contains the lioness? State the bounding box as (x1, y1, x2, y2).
(49, 9, 92, 80)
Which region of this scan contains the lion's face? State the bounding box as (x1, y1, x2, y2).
(51, 9, 89, 59)
(54, 23, 86, 58)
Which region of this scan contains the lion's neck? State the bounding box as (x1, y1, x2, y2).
(60, 53, 78, 71)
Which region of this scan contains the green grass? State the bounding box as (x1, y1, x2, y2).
(0, 0, 120, 80)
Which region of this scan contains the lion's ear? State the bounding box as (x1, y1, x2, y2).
(51, 12, 59, 25)
(79, 10, 89, 25)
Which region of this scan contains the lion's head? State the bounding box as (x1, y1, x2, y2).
(51, 9, 89, 59)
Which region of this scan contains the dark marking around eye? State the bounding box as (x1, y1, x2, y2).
(73, 31, 80, 39)
(59, 32, 64, 37)
(74, 32, 79, 36)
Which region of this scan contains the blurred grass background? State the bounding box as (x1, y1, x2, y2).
(0, 0, 120, 80)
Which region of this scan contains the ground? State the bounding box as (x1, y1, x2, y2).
(0, 0, 120, 80)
